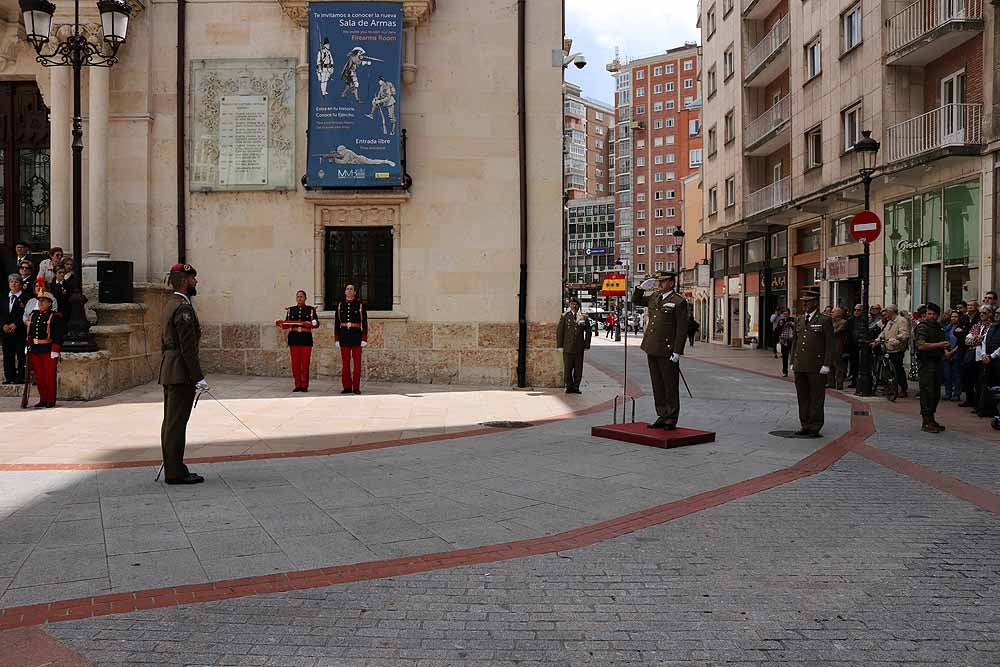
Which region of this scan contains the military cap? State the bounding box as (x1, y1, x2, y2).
(798, 288, 821, 300)
(36, 292, 55, 303)
(653, 270, 676, 280)
(169, 263, 197, 276)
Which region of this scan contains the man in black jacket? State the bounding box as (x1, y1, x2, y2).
(2, 274, 28, 384)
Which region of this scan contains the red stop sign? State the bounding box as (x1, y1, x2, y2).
(850, 210, 881, 244)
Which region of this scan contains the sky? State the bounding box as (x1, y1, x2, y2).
(564, 0, 700, 106)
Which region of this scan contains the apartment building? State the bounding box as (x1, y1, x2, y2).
(679, 171, 712, 340)
(608, 44, 703, 282)
(565, 196, 617, 306)
(563, 83, 615, 200)
(700, 0, 996, 349)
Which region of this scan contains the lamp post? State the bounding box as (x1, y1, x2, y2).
(18, 0, 133, 352)
(853, 129, 880, 396)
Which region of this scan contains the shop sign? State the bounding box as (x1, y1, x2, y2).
(770, 271, 787, 291)
(895, 239, 931, 251)
(826, 256, 860, 281)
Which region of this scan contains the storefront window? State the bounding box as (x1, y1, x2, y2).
(712, 247, 725, 273)
(744, 295, 759, 344)
(713, 296, 725, 340)
(770, 230, 787, 259)
(798, 224, 821, 253)
(727, 243, 741, 272)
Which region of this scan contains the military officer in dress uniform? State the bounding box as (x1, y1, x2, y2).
(158, 263, 206, 485)
(279, 290, 320, 392)
(556, 299, 592, 394)
(791, 289, 835, 437)
(633, 270, 689, 430)
(334, 284, 368, 394)
(26, 292, 63, 408)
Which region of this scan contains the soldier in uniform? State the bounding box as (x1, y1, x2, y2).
(25, 292, 63, 408)
(340, 47, 372, 102)
(316, 38, 334, 96)
(791, 289, 835, 437)
(335, 283, 368, 394)
(632, 270, 689, 430)
(556, 299, 591, 394)
(158, 263, 207, 485)
(915, 302, 949, 433)
(365, 75, 397, 135)
(279, 290, 320, 392)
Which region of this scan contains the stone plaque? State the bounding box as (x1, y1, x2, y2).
(190, 59, 296, 191)
(218, 95, 268, 186)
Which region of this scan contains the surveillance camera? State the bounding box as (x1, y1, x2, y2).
(574, 54, 587, 69)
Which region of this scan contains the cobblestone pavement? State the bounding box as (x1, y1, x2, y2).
(45, 454, 1000, 666)
(2, 344, 998, 665)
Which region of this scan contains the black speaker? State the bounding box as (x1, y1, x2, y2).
(97, 260, 134, 304)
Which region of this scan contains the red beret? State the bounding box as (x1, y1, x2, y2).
(169, 263, 196, 276)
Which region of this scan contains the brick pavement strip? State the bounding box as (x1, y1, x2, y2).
(32, 455, 1000, 666)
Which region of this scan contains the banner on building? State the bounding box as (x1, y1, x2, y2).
(306, 2, 403, 188)
(601, 273, 627, 296)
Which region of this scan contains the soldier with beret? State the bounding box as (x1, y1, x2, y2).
(278, 290, 320, 392)
(158, 263, 206, 485)
(335, 283, 368, 394)
(632, 270, 689, 430)
(791, 289, 835, 437)
(556, 298, 592, 394)
(26, 292, 64, 408)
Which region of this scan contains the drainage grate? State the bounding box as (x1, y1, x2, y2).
(853, 410, 870, 416)
(481, 421, 535, 429)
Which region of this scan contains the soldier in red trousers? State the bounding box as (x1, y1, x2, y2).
(277, 290, 320, 392)
(334, 284, 368, 394)
(26, 292, 64, 408)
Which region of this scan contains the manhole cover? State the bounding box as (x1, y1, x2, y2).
(482, 421, 535, 429)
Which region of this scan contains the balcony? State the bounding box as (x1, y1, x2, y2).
(745, 177, 791, 218)
(742, 0, 782, 20)
(885, 103, 983, 163)
(744, 15, 789, 87)
(886, 0, 983, 66)
(564, 158, 586, 177)
(744, 95, 790, 156)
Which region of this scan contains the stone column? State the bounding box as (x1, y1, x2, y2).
(48, 66, 71, 250)
(84, 65, 110, 284)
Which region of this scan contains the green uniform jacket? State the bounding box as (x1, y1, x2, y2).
(158, 293, 204, 386)
(556, 311, 592, 354)
(633, 288, 689, 357)
(913, 319, 945, 362)
(791, 312, 836, 373)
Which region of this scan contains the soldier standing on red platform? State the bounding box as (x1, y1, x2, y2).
(278, 290, 319, 392)
(335, 284, 368, 394)
(26, 292, 64, 408)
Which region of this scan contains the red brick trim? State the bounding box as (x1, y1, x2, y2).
(0, 411, 859, 630)
(850, 441, 1000, 514)
(0, 359, 642, 472)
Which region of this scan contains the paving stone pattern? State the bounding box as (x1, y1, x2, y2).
(46, 454, 1000, 666)
(0, 350, 850, 608)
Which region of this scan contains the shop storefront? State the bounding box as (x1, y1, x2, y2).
(713, 277, 725, 342)
(826, 255, 861, 310)
(744, 272, 760, 347)
(884, 178, 981, 312)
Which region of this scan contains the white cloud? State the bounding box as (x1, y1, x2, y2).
(567, 0, 699, 63)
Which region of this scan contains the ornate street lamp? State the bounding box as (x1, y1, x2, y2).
(853, 129, 880, 396)
(19, 0, 133, 351)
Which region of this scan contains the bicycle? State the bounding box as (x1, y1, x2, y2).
(870, 341, 898, 402)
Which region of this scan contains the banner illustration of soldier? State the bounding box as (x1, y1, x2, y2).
(307, 1, 403, 188)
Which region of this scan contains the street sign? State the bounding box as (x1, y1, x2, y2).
(850, 210, 881, 244)
(585, 247, 607, 256)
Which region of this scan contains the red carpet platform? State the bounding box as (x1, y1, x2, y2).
(591, 423, 716, 449)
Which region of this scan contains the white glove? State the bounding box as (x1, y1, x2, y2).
(557, 347, 563, 351)
(670, 353, 680, 363)
(311, 320, 318, 327)
(195, 379, 209, 391)
(50, 351, 60, 359)
(335, 342, 341, 348)
(819, 365, 830, 375)
(361, 341, 368, 348)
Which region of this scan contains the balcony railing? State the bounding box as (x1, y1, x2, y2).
(564, 158, 586, 176)
(744, 95, 790, 149)
(887, 0, 983, 54)
(886, 103, 983, 162)
(745, 14, 789, 80)
(745, 177, 790, 217)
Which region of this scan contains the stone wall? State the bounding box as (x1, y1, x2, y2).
(200, 319, 562, 387)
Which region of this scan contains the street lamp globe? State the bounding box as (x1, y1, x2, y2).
(18, 0, 55, 50)
(854, 129, 880, 173)
(97, 0, 133, 47)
